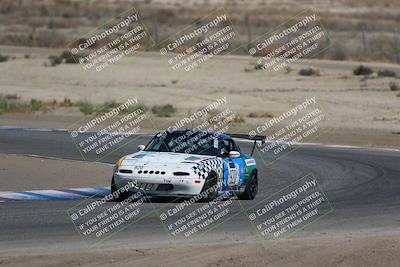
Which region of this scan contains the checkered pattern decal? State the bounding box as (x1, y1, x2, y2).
(192, 158, 224, 180)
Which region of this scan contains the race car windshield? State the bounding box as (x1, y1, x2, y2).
(145, 131, 224, 156)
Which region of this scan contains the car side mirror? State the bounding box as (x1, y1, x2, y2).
(138, 145, 145, 151)
(229, 151, 240, 158)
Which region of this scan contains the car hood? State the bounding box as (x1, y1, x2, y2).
(121, 151, 216, 168)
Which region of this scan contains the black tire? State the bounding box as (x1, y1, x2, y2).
(238, 173, 258, 200)
(199, 172, 219, 202)
(111, 176, 129, 202)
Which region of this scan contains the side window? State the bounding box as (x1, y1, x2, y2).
(228, 139, 239, 152)
(220, 139, 230, 157)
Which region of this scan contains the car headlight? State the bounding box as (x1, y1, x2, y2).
(114, 156, 127, 173)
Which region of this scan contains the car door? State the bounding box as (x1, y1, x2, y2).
(221, 138, 246, 192)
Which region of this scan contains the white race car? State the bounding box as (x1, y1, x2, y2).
(111, 130, 263, 201)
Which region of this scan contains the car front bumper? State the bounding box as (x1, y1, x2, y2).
(113, 172, 205, 197)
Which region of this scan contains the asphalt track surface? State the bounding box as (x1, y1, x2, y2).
(0, 128, 400, 255)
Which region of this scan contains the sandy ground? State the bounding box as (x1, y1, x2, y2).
(0, 46, 399, 132)
(0, 46, 399, 148)
(0, 233, 399, 267)
(0, 154, 112, 191)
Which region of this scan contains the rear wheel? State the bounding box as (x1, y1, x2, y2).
(111, 176, 129, 202)
(199, 172, 219, 202)
(238, 173, 258, 200)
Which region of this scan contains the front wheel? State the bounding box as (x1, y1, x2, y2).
(238, 173, 258, 200)
(111, 176, 129, 201)
(199, 172, 219, 202)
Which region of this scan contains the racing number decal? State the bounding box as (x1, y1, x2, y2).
(222, 149, 246, 190)
(228, 162, 240, 186)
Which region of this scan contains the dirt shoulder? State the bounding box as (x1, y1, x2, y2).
(0, 232, 399, 267)
(0, 154, 112, 191)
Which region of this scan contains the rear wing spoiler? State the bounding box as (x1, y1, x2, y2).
(226, 133, 266, 156)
